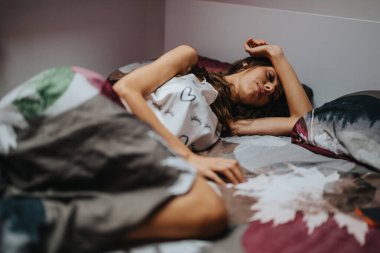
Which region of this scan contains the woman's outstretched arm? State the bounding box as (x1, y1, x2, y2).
(113, 45, 244, 185)
(231, 38, 313, 136)
(113, 45, 197, 158)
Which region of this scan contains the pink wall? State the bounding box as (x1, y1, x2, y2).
(0, 0, 165, 96)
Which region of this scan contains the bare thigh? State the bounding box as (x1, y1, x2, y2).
(126, 176, 228, 242)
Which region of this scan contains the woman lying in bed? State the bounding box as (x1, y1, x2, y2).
(113, 38, 313, 186)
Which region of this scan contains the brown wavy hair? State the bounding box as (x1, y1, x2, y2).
(191, 57, 289, 136)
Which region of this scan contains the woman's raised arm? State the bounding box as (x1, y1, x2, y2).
(231, 38, 313, 136)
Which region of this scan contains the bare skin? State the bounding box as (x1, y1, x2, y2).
(113, 38, 312, 184)
(228, 38, 313, 136)
(114, 38, 313, 244)
(126, 176, 228, 242)
(113, 45, 244, 186)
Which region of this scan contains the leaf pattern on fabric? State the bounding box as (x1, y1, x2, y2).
(234, 164, 369, 245)
(0, 106, 28, 154)
(334, 212, 368, 246)
(13, 67, 74, 117)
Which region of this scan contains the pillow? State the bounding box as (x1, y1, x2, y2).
(197, 55, 232, 73)
(106, 56, 231, 85)
(291, 91, 380, 171)
(107, 60, 153, 85)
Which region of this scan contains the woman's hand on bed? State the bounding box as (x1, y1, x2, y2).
(187, 153, 245, 186)
(244, 38, 284, 59)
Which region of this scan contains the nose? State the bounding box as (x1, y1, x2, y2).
(263, 83, 275, 94)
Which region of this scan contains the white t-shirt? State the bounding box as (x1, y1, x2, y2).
(121, 74, 220, 151)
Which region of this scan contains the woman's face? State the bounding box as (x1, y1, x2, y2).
(232, 66, 282, 107)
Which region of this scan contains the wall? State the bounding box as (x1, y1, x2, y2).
(2, 0, 379, 106)
(205, 0, 380, 22)
(0, 0, 165, 97)
(164, 0, 380, 106)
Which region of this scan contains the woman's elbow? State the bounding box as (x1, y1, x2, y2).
(290, 104, 313, 121)
(112, 80, 126, 97)
(288, 115, 302, 129)
(112, 79, 137, 100)
(177, 44, 199, 66)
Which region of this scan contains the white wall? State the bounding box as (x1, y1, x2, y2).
(165, 0, 380, 106)
(206, 0, 380, 22)
(0, 0, 165, 97)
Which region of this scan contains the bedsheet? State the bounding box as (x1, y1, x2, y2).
(127, 136, 380, 253)
(1, 66, 379, 253)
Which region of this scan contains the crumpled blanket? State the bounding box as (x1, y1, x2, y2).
(0, 67, 196, 253)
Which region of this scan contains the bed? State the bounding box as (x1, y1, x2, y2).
(0, 57, 379, 253)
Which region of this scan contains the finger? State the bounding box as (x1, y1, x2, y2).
(225, 159, 244, 182)
(230, 165, 245, 183)
(204, 170, 226, 186)
(246, 38, 256, 48)
(224, 160, 245, 183)
(244, 44, 253, 53)
(213, 159, 240, 184)
(257, 39, 267, 45)
(222, 169, 239, 185)
(244, 42, 253, 52)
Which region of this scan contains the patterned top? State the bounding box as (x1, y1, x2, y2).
(121, 74, 220, 151)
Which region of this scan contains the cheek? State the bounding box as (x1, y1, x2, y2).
(240, 85, 254, 102)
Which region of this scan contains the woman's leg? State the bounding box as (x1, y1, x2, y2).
(126, 176, 228, 242)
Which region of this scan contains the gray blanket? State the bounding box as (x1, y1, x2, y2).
(0, 67, 196, 253)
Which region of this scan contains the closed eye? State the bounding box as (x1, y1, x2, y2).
(267, 71, 274, 82)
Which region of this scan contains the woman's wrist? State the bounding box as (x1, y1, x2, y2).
(267, 45, 284, 60)
(168, 137, 194, 160)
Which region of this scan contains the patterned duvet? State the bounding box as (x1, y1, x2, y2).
(1, 67, 379, 253)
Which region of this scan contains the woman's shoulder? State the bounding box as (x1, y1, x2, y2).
(163, 73, 200, 88)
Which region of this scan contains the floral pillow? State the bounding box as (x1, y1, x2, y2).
(292, 91, 380, 171)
